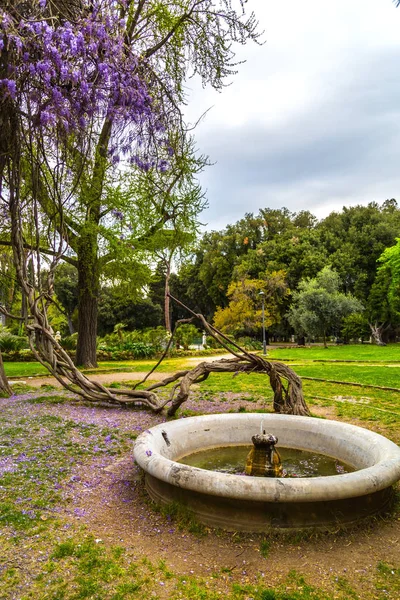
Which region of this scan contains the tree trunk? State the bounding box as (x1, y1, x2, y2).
(67, 314, 74, 335)
(0, 351, 11, 397)
(164, 263, 171, 333)
(156, 357, 310, 417)
(75, 231, 99, 367)
(369, 323, 387, 346)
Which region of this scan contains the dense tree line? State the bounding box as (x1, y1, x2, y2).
(170, 200, 400, 344)
(2, 199, 399, 349)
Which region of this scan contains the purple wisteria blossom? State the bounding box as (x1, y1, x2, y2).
(0, 1, 164, 162)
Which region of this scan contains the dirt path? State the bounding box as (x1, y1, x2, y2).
(14, 370, 174, 387)
(10, 354, 234, 388)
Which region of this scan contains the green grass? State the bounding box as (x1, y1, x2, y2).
(2, 534, 398, 600)
(4, 544, 366, 600)
(0, 412, 135, 533)
(268, 343, 400, 362)
(3, 356, 199, 379)
(3, 362, 50, 377)
(198, 364, 400, 394)
(4, 344, 399, 380)
(294, 364, 400, 388)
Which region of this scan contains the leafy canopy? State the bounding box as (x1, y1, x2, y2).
(287, 266, 364, 344)
(213, 273, 289, 336)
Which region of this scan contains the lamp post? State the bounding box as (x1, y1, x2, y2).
(258, 291, 267, 355)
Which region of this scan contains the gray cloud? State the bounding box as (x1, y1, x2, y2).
(185, 7, 400, 230)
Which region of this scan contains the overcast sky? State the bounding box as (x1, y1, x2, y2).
(183, 0, 400, 231)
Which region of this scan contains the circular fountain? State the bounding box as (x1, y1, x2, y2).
(134, 413, 400, 531)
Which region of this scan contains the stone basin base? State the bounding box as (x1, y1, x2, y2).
(134, 414, 400, 531)
(145, 473, 394, 531)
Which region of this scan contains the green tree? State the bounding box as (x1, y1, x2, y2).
(364, 238, 400, 344)
(316, 201, 400, 299)
(340, 313, 370, 342)
(145, 227, 196, 333)
(175, 323, 200, 350)
(287, 267, 364, 347)
(2, 1, 261, 368)
(365, 266, 393, 345)
(378, 238, 400, 316)
(213, 273, 289, 337)
(97, 287, 162, 336)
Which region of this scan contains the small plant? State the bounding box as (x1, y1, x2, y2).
(159, 501, 207, 536)
(259, 539, 271, 558)
(61, 333, 78, 350)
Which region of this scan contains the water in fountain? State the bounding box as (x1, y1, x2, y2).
(179, 444, 355, 478)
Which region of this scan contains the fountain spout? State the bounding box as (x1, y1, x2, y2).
(245, 432, 283, 477)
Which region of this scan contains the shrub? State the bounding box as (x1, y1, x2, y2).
(175, 324, 201, 350)
(118, 342, 155, 359)
(236, 336, 263, 351)
(97, 327, 169, 355)
(61, 333, 78, 350)
(0, 328, 27, 352)
(205, 335, 224, 349)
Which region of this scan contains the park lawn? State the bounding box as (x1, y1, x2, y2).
(3, 362, 49, 377)
(268, 343, 400, 362)
(198, 364, 400, 394)
(294, 364, 400, 388)
(3, 345, 400, 380)
(3, 356, 198, 379)
(1, 348, 400, 600)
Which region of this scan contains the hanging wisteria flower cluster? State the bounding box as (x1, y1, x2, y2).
(0, 0, 166, 165)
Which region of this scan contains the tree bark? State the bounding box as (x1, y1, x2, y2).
(154, 357, 310, 417)
(67, 314, 74, 335)
(164, 262, 171, 333)
(0, 351, 11, 397)
(369, 323, 387, 346)
(75, 231, 99, 367)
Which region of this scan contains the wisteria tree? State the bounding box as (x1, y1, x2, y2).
(0, 0, 261, 367)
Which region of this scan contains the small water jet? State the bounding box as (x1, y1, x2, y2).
(134, 414, 400, 531)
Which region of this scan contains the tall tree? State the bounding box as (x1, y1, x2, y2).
(316, 201, 400, 300)
(213, 272, 289, 337)
(365, 238, 400, 344)
(148, 228, 195, 332)
(378, 238, 400, 315)
(0, 0, 261, 367)
(0, 350, 11, 397)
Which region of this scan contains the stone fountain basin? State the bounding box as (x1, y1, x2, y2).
(134, 414, 400, 531)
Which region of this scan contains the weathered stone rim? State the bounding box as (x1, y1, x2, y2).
(134, 413, 400, 504)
